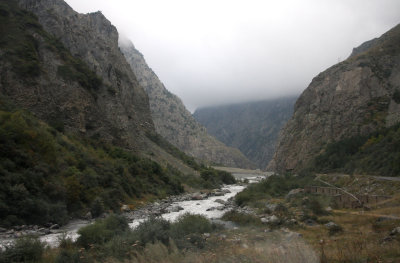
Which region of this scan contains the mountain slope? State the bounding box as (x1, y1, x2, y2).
(268, 24, 400, 173)
(120, 39, 255, 169)
(13, 0, 153, 151)
(193, 97, 297, 168)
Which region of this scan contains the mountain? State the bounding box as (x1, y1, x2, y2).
(1, 0, 204, 176)
(120, 39, 255, 169)
(5, 0, 153, 150)
(268, 24, 400, 174)
(193, 97, 297, 169)
(0, 0, 187, 227)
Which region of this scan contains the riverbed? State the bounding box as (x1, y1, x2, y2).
(0, 172, 269, 249)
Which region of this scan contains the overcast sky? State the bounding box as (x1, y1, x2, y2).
(65, 0, 400, 111)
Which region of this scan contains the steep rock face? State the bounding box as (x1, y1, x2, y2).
(8, 0, 154, 150)
(120, 39, 255, 168)
(193, 97, 296, 168)
(268, 24, 400, 172)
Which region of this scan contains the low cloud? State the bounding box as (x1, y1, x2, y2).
(66, 0, 400, 111)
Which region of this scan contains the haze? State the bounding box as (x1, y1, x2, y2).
(65, 0, 400, 111)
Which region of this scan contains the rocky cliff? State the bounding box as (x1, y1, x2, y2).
(3, 0, 153, 151)
(120, 39, 255, 168)
(268, 24, 400, 173)
(193, 97, 297, 168)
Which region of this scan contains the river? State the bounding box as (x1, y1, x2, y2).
(0, 171, 269, 249)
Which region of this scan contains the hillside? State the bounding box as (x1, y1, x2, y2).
(120, 39, 255, 169)
(0, 0, 203, 176)
(268, 24, 400, 174)
(193, 97, 297, 169)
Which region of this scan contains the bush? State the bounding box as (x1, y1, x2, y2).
(132, 217, 171, 246)
(308, 198, 327, 216)
(235, 173, 317, 206)
(328, 224, 343, 236)
(77, 214, 129, 248)
(222, 210, 261, 226)
(0, 236, 44, 262)
(171, 213, 213, 239)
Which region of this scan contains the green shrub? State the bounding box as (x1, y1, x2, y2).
(328, 224, 343, 236)
(132, 217, 171, 246)
(307, 198, 327, 216)
(170, 213, 213, 239)
(221, 210, 261, 226)
(235, 173, 317, 206)
(0, 236, 44, 262)
(77, 214, 129, 248)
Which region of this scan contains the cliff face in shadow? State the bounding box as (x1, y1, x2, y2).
(268, 24, 400, 173)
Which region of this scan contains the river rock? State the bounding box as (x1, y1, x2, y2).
(167, 206, 184, 213)
(50, 224, 60, 230)
(192, 193, 206, 200)
(214, 199, 226, 205)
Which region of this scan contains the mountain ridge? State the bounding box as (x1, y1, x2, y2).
(268, 24, 400, 173)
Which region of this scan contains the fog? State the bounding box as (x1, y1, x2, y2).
(65, 0, 400, 111)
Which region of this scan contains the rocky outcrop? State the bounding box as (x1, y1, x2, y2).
(5, 0, 153, 151)
(120, 39, 254, 168)
(193, 97, 297, 168)
(268, 24, 400, 172)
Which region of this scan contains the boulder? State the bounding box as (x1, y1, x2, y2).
(50, 224, 60, 230)
(214, 199, 226, 205)
(192, 193, 206, 200)
(265, 203, 277, 212)
(167, 206, 184, 213)
(121, 205, 130, 212)
(390, 226, 400, 236)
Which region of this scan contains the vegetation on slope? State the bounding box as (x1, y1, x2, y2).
(312, 123, 400, 176)
(0, 97, 185, 227)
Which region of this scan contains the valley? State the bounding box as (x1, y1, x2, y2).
(0, 0, 399, 262)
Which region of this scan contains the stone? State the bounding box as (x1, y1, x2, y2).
(50, 224, 60, 230)
(84, 211, 92, 220)
(268, 215, 279, 223)
(167, 206, 184, 213)
(265, 203, 277, 212)
(325, 222, 338, 228)
(390, 226, 400, 236)
(192, 193, 206, 200)
(214, 199, 226, 204)
(121, 205, 130, 212)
